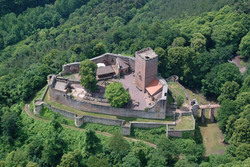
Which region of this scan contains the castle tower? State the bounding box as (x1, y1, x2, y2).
(135, 47, 158, 92)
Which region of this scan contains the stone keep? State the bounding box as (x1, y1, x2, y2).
(135, 47, 158, 92)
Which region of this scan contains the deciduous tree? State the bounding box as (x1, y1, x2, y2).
(79, 59, 98, 92)
(105, 82, 130, 108)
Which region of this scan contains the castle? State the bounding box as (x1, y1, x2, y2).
(34, 48, 201, 137)
(47, 47, 171, 119)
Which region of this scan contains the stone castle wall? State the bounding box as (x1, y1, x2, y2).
(49, 86, 167, 119)
(34, 92, 194, 138)
(75, 115, 124, 127)
(62, 53, 135, 75)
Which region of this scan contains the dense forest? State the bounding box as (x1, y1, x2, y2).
(0, 0, 249, 166)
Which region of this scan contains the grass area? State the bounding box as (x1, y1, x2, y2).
(130, 126, 166, 144)
(186, 89, 216, 105)
(38, 105, 75, 126)
(44, 89, 174, 123)
(174, 115, 194, 130)
(168, 82, 186, 98)
(199, 122, 226, 156)
(168, 82, 188, 106)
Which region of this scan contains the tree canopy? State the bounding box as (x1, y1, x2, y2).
(105, 82, 130, 108)
(79, 59, 98, 92)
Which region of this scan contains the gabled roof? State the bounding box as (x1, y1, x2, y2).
(146, 78, 162, 96)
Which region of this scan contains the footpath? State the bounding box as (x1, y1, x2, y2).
(24, 104, 156, 148)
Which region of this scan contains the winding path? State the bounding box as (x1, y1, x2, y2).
(24, 104, 156, 148)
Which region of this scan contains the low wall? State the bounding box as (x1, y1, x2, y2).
(131, 122, 169, 129)
(168, 131, 183, 137)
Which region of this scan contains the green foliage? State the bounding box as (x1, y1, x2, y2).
(84, 129, 102, 155)
(120, 152, 140, 167)
(190, 33, 207, 53)
(131, 126, 166, 144)
(5, 149, 28, 167)
(86, 156, 109, 167)
(130, 142, 151, 166)
(167, 47, 196, 86)
(79, 59, 98, 92)
(58, 149, 83, 167)
(240, 76, 250, 93)
(26, 161, 39, 167)
(229, 118, 250, 146)
(202, 63, 242, 97)
(172, 37, 186, 47)
(1, 111, 20, 144)
(218, 81, 240, 103)
(207, 154, 234, 167)
(176, 95, 184, 108)
(39, 106, 75, 126)
(148, 137, 180, 166)
(217, 99, 235, 131)
(0, 0, 249, 166)
(238, 32, 250, 59)
(80, 122, 120, 134)
(175, 158, 199, 167)
(235, 143, 250, 161)
(108, 132, 130, 155)
(0, 0, 55, 18)
(93, 42, 106, 57)
(234, 92, 250, 114)
(105, 82, 130, 108)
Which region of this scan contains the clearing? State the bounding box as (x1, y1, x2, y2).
(199, 117, 226, 156)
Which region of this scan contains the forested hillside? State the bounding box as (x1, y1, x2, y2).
(0, 0, 249, 166)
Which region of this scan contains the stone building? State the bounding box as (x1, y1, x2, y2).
(135, 47, 158, 92)
(48, 49, 171, 119)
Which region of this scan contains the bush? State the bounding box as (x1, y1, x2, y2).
(176, 95, 184, 108)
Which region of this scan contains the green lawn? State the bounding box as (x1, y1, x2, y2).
(44, 89, 174, 123)
(174, 115, 194, 130)
(199, 123, 226, 156)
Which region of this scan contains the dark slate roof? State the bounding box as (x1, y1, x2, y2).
(97, 66, 115, 76)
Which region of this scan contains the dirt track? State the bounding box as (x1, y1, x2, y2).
(24, 104, 156, 148)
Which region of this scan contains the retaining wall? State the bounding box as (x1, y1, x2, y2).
(49, 87, 167, 119)
(75, 115, 124, 127)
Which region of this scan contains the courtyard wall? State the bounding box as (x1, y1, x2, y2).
(62, 53, 135, 75)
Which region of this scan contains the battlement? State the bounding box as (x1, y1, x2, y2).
(135, 47, 158, 60)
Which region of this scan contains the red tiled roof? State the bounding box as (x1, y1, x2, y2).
(146, 78, 162, 96)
